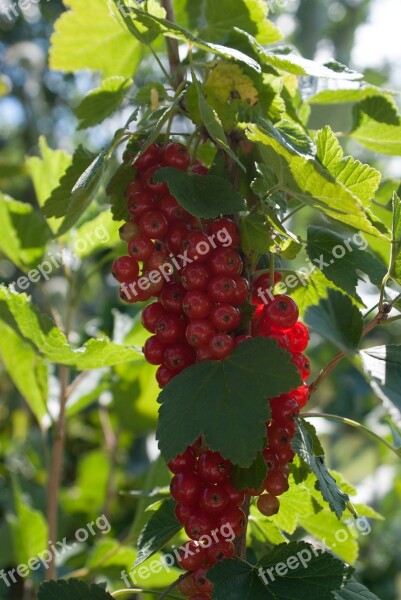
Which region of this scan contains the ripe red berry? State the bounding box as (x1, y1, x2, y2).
(155, 314, 186, 345)
(208, 217, 240, 249)
(223, 481, 245, 507)
(162, 142, 191, 171)
(196, 345, 216, 362)
(160, 194, 189, 222)
(288, 321, 309, 353)
(112, 256, 139, 283)
(155, 364, 176, 387)
(182, 231, 212, 262)
(208, 333, 234, 359)
(232, 276, 250, 305)
(160, 283, 186, 314)
(143, 164, 169, 194)
(177, 576, 198, 597)
(192, 568, 214, 594)
(139, 209, 169, 239)
(262, 448, 279, 470)
(217, 507, 247, 537)
(125, 179, 144, 198)
(133, 143, 160, 171)
(168, 447, 196, 474)
(185, 511, 215, 540)
(144, 251, 170, 273)
(276, 444, 296, 466)
(268, 425, 292, 450)
(175, 503, 193, 524)
(208, 248, 243, 277)
(128, 235, 155, 261)
(182, 291, 212, 319)
(233, 334, 252, 347)
(198, 451, 231, 484)
(181, 264, 209, 291)
(170, 471, 201, 505)
(177, 541, 207, 571)
(164, 343, 195, 372)
(257, 493, 280, 516)
(261, 295, 299, 330)
(119, 220, 140, 243)
(270, 395, 299, 425)
(200, 484, 229, 514)
(166, 222, 191, 254)
(191, 163, 209, 176)
(251, 272, 282, 303)
(290, 384, 310, 408)
(141, 302, 165, 333)
(143, 336, 165, 365)
(291, 353, 311, 381)
(127, 191, 154, 219)
(264, 468, 289, 496)
(186, 319, 214, 348)
(207, 275, 237, 303)
(210, 304, 241, 332)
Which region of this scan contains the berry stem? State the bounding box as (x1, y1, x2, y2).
(309, 307, 390, 395)
(301, 414, 401, 458)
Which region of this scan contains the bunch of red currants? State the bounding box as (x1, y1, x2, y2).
(112, 141, 311, 599)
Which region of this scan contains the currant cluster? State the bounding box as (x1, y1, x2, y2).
(168, 443, 245, 599)
(112, 141, 249, 389)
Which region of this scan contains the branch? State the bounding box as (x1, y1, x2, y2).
(309, 305, 391, 395)
(161, 0, 183, 88)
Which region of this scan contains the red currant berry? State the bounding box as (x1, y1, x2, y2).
(206, 540, 234, 564)
(144, 252, 170, 273)
(155, 364, 176, 387)
(143, 164, 169, 194)
(119, 220, 140, 243)
(170, 471, 202, 505)
(209, 248, 243, 276)
(291, 353, 311, 381)
(257, 493, 280, 516)
(268, 425, 292, 450)
(133, 143, 160, 171)
(168, 447, 196, 474)
(166, 222, 191, 254)
(177, 576, 198, 597)
(139, 209, 169, 239)
(270, 396, 299, 425)
(185, 512, 215, 541)
(125, 179, 144, 198)
(112, 256, 139, 283)
(155, 314, 186, 345)
(251, 272, 282, 303)
(162, 142, 191, 170)
(160, 194, 189, 222)
(160, 282, 186, 314)
(262, 448, 279, 470)
(191, 163, 209, 176)
(181, 264, 210, 291)
(264, 468, 289, 496)
(276, 444, 296, 466)
(143, 336, 165, 365)
(210, 304, 241, 332)
(164, 343, 195, 372)
(196, 345, 216, 362)
(186, 319, 214, 348)
(120, 284, 143, 304)
(141, 270, 164, 296)
(182, 291, 212, 319)
(193, 568, 214, 594)
(222, 481, 245, 507)
(288, 321, 309, 353)
(261, 295, 299, 330)
(178, 541, 208, 571)
(207, 275, 237, 303)
(208, 218, 240, 249)
(262, 330, 291, 351)
(182, 231, 212, 262)
(175, 503, 193, 524)
(141, 302, 165, 333)
(217, 507, 247, 537)
(127, 191, 154, 219)
(128, 235, 155, 261)
(198, 451, 231, 484)
(189, 595, 210, 600)
(208, 333, 234, 359)
(232, 276, 250, 305)
(290, 383, 310, 408)
(200, 484, 229, 514)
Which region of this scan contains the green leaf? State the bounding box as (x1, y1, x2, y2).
(201, 0, 282, 44)
(231, 452, 267, 492)
(306, 226, 387, 299)
(208, 541, 346, 599)
(305, 290, 363, 353)
(276, 120, 315, 156)
(135, 81, 168, 106)
(291, 270, 345, 317)
(74, 77, 133, 129)
(157, 338, 301, 467)
(308, 87, 394, 105)
(390, 193, 401, 284)
(360, 345, 401, 414)
(134, 498, 181, 568)
(240, 214, 272, 256)
(350, 96, 401, 155)
(0, 320, 48, 426)
(292, 419, 350, 519)
(334, 580, 382, 599)
(154, 168, 246, 217)
(316, 126, 381, 207)
(106, 162, 134, 222)
(0, 194, 50, 271)
(50, 0, 141, 78)
(263, 49, 362, 80)
(246, 122, 386, 238)
(0, 287, 142, 369)
(38, 580, 114, 600)
(299, 509, 359, 564)
(270, 475, 317, 535)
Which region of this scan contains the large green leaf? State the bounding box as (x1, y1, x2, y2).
(350, 96, 401, 155)
(263, 50, 362, 81)
(154, 168, 246, 217)
(360, 345, 401, 414)
(49, 0, 141, 77)
(306, 226, 387, 299)
(231, 452, 267, 492)
(315, 126, 381, 207)
(208, 541, 346, 599)
(201, 0, 282, 44)
(308, 87, 394, 105)
(334, 580, 382, 599)
(292, 419, 350, 519)
(305, 290, 363, 353)
(157, 338, 301, 467)
(38, 580, 114, 600)
(134, 499, 181, 568)
(0, 194, 50, 271)
(246, 122, 386, 238)
(74, 76, 133, 129)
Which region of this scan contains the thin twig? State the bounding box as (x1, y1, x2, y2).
(161, 0, 183, 89)
(65, 369, 89, 400)
(157, 573, 192, 600)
